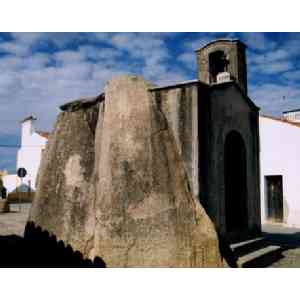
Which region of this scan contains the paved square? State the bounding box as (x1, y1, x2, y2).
(1, 204, 300, 267)
(0, 203, 31, 236)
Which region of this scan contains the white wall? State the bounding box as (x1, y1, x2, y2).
(3, 118, 48, 193)
(2, 174, 18, 193)
(17, 119, 47, 190)
(260, 116, 300, 227)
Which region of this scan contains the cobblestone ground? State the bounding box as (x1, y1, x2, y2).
(0, 203, 31, 236)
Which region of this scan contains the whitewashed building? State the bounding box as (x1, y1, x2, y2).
(259, 111, 300, 228)
(3, 116, 49, 193)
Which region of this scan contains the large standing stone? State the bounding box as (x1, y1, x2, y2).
(28, 96, 101, 257)
(27, 75, 222, 267)
(93, 76, 221, 267)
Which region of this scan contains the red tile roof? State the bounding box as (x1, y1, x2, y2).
(260, 114, 300, 129)
(36, 131, 50, 139)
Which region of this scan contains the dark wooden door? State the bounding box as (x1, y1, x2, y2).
(266, 176, 283, 222)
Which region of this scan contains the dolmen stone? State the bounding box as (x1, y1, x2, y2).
(26, 75, 223, 267)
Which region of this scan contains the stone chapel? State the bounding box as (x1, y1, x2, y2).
(27, 39, 262, 267)
(151, 39, 261, 240)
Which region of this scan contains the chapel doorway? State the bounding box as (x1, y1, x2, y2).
(224, 131, 248, 233)
(266, 175, 283, 223)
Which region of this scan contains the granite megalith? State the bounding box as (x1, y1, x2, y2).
(26, 75, 223, 267)
(28, 95, 102, 257)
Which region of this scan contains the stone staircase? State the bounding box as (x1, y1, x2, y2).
(230, 236, 283, 267)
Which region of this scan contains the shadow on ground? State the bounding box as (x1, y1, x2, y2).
(1, 221, 300, 267)
(225, 228, 300, 268)
(0, 221, 106, 267)
(258, 230, 300, 267)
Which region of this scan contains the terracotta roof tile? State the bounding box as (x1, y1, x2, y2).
(260, 114, 300, 129)
(36, 131, 50, 139)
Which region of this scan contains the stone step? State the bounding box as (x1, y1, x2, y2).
(230, 237, 268, 257)
(230, 237, 265, 250)
(238, 245, 282, 268)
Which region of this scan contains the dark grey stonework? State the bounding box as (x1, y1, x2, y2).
(200, 82, 261, 238)
(151, 82, 203, 200)
(196, 39, 248, 95)
(151, 80, 261, 240)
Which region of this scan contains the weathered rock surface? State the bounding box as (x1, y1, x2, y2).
(27, 75, 222, 267)
(29, 98, 100, 257)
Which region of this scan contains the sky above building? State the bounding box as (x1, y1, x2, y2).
(0, 32, 300, 172)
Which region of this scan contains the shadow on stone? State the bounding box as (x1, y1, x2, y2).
(0, 221, 106, 267)
(217, 234, 238, 268)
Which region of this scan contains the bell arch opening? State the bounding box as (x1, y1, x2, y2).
(224, 130, 248, 233)
(209, 50, 229, 83)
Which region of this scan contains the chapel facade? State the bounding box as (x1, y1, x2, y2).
(150, 39, 261, 240)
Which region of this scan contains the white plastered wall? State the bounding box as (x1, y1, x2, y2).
(17, 119, 47, 190)
(3, 119, 47, 193)
(260, 116, 300, 227)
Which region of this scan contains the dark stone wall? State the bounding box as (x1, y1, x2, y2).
(200, 83, 261, 238)
(196, 40, 248, 95)
(151, 83, 200, 200)
(152, 81, 261, 240)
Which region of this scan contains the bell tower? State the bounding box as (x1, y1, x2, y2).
(196, 39, 248, 95)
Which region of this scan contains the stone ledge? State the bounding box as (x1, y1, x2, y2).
(60, 93, 104, 112)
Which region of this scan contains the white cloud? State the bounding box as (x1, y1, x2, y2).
(0, 41, 30, 56)
(97, 33, 188, 84)
(282, 38, 300, 56)
(252, 61, 293, 75)
(283, 70, 300, 81)
(1, 32, 300, 171)
(240, 32, 276, 51)
(247, 47, 293, 76)
(1, 32, 297, 140)
(54, 50, 86, 65)
(0, 33, 190, 137)
(110, 33, 165, 54)
(79, 45, 121, 62)
(248, 49, 290, 65)
(10, 32, 44, 45)
(250, 83, 300, 115)
(184, 37, 211, 51)
(177, 52, 196, 67)
(92, 32, 114, 43)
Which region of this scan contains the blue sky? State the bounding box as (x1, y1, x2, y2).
(0, 32, 300, 173)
